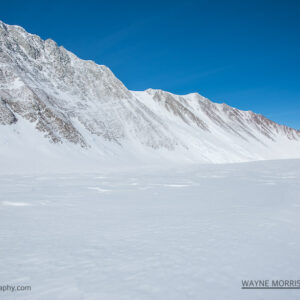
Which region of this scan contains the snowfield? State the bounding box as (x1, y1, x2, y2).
(1, 159, 300, 300)
(1, 19, 299, 300)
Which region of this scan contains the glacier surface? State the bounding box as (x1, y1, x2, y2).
(1, 159, 300, 299)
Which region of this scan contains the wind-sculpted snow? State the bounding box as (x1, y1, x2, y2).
(1, 160, 300, 299)
(0, 20, 299, 169)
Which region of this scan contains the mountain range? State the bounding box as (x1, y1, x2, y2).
(0, 20, 299, 173)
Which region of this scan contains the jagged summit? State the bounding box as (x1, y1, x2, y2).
(0, 20, 299, 172)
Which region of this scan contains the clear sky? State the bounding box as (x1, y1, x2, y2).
(1, 0, 299, 128)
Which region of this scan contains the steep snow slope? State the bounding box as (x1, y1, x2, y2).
(0, 20, 299, 172)
(0, 21, 176, 148)
(133, 89, 300, 162)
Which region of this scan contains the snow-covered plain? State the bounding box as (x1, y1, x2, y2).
(1, 159, 300, 300)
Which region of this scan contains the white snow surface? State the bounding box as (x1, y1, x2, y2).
(0, 159, 300, 299)
(0, 20, 300, 300)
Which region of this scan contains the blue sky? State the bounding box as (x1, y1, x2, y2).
(1, 0, 299, 128)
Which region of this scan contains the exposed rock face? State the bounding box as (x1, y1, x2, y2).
(143, 89, 300, 143)
(0, 21, 179, 150)
(149, 89, 208, 130)
(0, 20, 299, 164)
(0, 98, 17, 125)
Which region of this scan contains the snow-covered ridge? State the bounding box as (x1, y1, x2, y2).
(0, 20, 299, 172)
